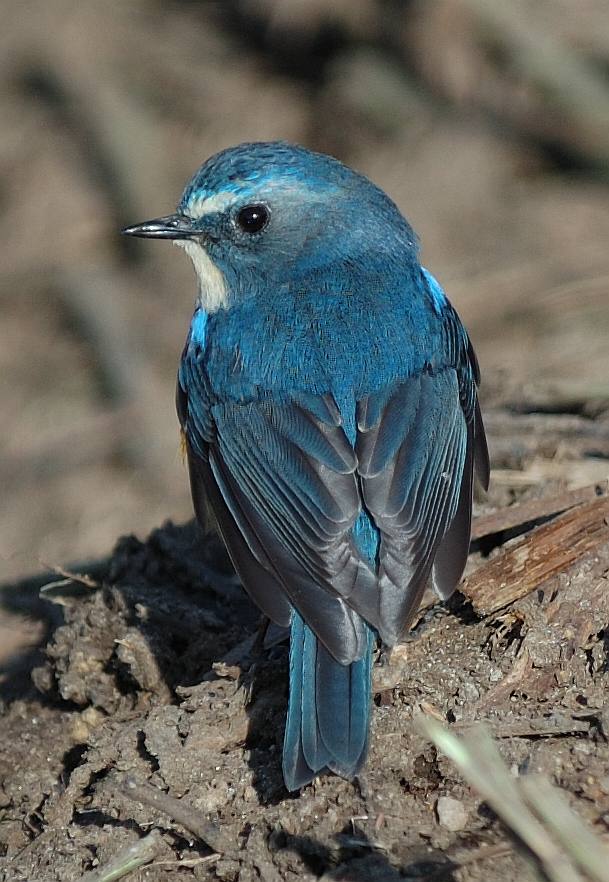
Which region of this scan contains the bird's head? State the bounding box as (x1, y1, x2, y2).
(123, 141, 418, 312)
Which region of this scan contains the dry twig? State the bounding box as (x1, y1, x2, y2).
(120, 776, 234, 856)
(471, 481, 608, 542)
(78, 829, 164, 882)
(462, 496, 609, 614)
(419, 717, 609, 882)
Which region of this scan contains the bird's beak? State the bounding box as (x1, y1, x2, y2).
(121, 213, 197, 240)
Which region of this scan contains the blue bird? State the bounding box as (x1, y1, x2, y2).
(123, 142, 489, 791)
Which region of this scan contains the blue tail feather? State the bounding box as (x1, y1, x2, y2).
(283, 612, 374, 791)
(301, 624, 332, 769)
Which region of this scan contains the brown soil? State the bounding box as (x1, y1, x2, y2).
(2, 405, 609, 882)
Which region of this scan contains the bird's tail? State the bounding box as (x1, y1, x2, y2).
(282, 612, 374, 791)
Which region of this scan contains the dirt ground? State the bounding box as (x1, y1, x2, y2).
(2, 390, 609, 881)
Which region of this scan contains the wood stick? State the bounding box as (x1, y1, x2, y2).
(471, 481, 608, 541)
(121, 777, 234, 856)
(462, 496, 609, 614)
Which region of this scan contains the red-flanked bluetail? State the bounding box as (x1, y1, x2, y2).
(123, 142, 489, 791)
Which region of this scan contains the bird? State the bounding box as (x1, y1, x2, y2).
(122, 141, 489, 791)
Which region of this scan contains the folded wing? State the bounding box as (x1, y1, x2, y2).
(352, 300, 488, 645)
(178, 294, 488, 659)
(179, 357, 376, 664)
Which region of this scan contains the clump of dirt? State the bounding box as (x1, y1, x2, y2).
(2, 440, 609, 881)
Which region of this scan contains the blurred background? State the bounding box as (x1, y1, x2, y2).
(2, 0, 609, 594)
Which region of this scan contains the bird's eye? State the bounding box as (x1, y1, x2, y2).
(236, 204, 270, 234)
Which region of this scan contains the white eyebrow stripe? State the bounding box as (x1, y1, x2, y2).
(184, 176, 339, 220)
(184, 190, 238, 219)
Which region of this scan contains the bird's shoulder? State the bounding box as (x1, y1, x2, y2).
(418, 268, 481, 423)
(177, 265, 476, 410)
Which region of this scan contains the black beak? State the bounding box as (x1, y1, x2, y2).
(121, 213, 197, 240)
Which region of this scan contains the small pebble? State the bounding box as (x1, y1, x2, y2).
(598, 777, 609, 796)
(436, 796, 468, 831)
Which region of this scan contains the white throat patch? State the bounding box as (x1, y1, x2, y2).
(175, 240, 228, 313)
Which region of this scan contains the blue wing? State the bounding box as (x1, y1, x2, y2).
(177, 273, 488, 658)
(178, 333, 376, 665)
(353, 286, 488, 644)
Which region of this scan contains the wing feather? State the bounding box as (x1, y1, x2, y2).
(177, 273, 488, 660)
(179, 349, 375, 663)
(353, 368, 475, 645)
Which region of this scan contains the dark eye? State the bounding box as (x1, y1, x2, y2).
(236, 204, 270, 234)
